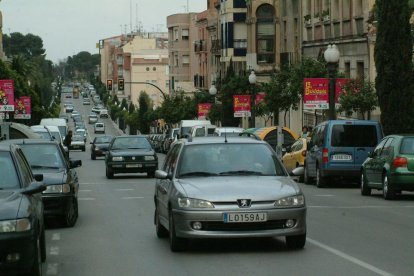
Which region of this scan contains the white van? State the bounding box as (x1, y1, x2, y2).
(189, 125, 217, 137)
(178, 120, 211, 138)
(40, 118, 68, 138)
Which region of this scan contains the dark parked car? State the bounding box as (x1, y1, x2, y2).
(0, 144, 46, 275)
(154, 137, 306, 252)
(91, 135, 113, 160)
(2, 139, 82, 227)
(361, 134, 414, 199)
(105, 135, 158, 178)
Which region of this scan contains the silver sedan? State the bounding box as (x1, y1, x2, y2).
(154, 137, 306, 252)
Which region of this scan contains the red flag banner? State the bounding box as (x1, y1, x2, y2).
(0, 80, 15, 112)
(303, 78, 329, 110)
(14, 96, 31, 119)
(234, 95, 251, 117)
(197, 103, 212, 119)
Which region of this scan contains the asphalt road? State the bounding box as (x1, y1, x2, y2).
(41, 96, 414, 276)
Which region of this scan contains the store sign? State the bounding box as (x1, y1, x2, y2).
(234, 95, 251, 117)
(198, 103, 212, 119)
(14, 96, 31, 119)
(303, 78, 329, 110)
(0, 80, 15, 112)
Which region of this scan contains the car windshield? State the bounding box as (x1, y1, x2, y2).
(0, 152, 20, 189)
(73, 135, 84, 141)
(177, 143, 286, 177)
(111, 137, 151, 150)
(35, 131, 52, 139)
(95, 136, 112, 143)
(20, 144, 64, 170)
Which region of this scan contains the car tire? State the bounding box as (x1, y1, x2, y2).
(286, 233, 306, 249)
(148, 171, 155, 178)
(106, 166, 114, 179)
(40, 227, 46, 262)
(304, 164, 312, 185)
(383, 175, 395, 200)
(169, 211, 187, 252)
(361, 171, 371, 196)
(91, 153, 96, 160)
(31, 233, 42, 276)
(82, 147, 85, 152)
(155, 207, 168, 238)
(63, 197, 78, 227)
(316, 167, 327, 188)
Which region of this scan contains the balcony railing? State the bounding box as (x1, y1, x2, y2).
(194, 40, 206, 53)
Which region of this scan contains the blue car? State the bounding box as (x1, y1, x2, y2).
(304, 120, 384, 187)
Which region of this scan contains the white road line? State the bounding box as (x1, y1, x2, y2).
(116, 189, 134, 191)
(122, 197, 144, 200)
(49, 246, 59, 256)
(314, 194, 335, 197)
(78, 197, 96, 201)
(308, 205, 414, 209)
(79, 189, 92, 192)
(307, 238, 394, 276)
(46, 263, 59, 275)
(51, 233, 61, 241)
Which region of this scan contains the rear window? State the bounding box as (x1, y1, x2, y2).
(331, 124, 378, 147)
(400, 138, 414, 154)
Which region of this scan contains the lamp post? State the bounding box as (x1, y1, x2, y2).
(324, 44, 340, 120)
(248, 70, 257, 128)
(209, 84, 217, 97)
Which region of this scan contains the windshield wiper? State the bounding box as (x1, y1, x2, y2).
(219, 170, 264, 176)
(31, 165, 60, 169)
(179, 172, 218, 177)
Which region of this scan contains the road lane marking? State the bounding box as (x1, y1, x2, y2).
(308, 205, 414, 209)
(46, 263, 58, 275)
(49, 246, 59, 256)
(314, 194, 335, 197)
(116, 188, 134, 191)
(307, 238, 394, 276)
(51, 233, 60, 241)
(79, 189, 92, 192)
(122, 196, 144, 200)
(78, 197, 96, 201)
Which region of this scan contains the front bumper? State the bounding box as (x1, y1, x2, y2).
(42, 194, 73, 217)
(172, 207, 306, 239)
(0, 230, 37, 273)
(93, 148, 108, 157)
(107, 161, 158, 173)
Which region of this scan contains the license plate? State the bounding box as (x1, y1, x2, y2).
(332, 154, 352, 161)
(126, 164, 141, 168)
(223, 212, 267, 223)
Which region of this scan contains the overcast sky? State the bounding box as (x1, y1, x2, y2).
(0, 0, 206, 63)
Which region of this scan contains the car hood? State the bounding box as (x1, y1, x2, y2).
(0, 191, 22, 220)
(32, 170, 66, 185)
(110, 149, 154, 156)
(176, 176, 301, 201)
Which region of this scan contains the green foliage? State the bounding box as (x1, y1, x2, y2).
(138, 92, 151, 133)
(159, 91, 197, 125)
(338, 79, 378, 119)
(3, 33, 46, 58)
(375, 0, 414, 134)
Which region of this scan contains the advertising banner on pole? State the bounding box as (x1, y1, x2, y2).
(303, 78, 329, 109)
(0, 80, 15, 112)
(255, 93, 265, 105)
(197, 103, 212, 119)
(233, 95, 251, 117)
(14, 96, 31, 119)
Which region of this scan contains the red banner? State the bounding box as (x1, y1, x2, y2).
(0, 80, 15, 111)
(335, 78, 351, 104)
(14, 96, 31, 119)
(256, 93, 265, 105)
(233, 95, 251, 117)
(303, 78, 329, 109)
(198, 103, 212, 119)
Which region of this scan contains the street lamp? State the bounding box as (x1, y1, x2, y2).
(248, 70, 257, 127)
(209, 84, 217, 96)
(324, 44, 340, 120)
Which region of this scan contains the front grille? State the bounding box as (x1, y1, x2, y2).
(200, 220, 287, 231)
(124, 156, 145, 162)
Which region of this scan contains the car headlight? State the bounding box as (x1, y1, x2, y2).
(0, 218, 31, 233)
(112, 156, 124, 161)
(43, 184, 71, 194)
(145, 155, 155, 161)
(178, 198, 214, 208)
(274, 195, 305, 207)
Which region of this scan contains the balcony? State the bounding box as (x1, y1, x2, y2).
(211, 39, 221, 55)
(194, 40, 206, 53)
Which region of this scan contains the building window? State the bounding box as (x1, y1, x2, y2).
(345, 62, 351, 78)
(357, 61, 364, 79)
(174, 55, 179, 67)
(256, 4, 275, 64)
(153, 67, 156, 71)
(182, 55, 190, 66)
(146, 67, 150, 71)
(182, 29, 189, 40)
(174, 29, 179, 41)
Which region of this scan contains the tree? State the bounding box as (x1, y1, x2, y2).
(3, 32, 46, 58)
(338, 79, 378, 119)
(375, 0, 414, 134)
(159, 91, 196, 125)
(138, 92, 151, 134)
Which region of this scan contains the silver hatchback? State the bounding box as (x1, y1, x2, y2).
(154, 137, 306, 252)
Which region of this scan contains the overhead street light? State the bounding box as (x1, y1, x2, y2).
(324, 44, 340, 120)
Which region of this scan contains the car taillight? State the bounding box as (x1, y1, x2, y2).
(322, 148, 329, 163)
(392, 156, 407, 168)
(301, 150, 307, 157)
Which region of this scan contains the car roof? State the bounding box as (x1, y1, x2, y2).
(179, 136, 267, 145)
(1, 138, 60, 145)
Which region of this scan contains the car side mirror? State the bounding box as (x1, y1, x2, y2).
(291, 166, 304, 176)
(155, 170, 168, 179)
(70, 160, 82, 168)
(368, 151, 374, 158)
(33, 174, 44, 182)
(22, 182, 46, 195)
